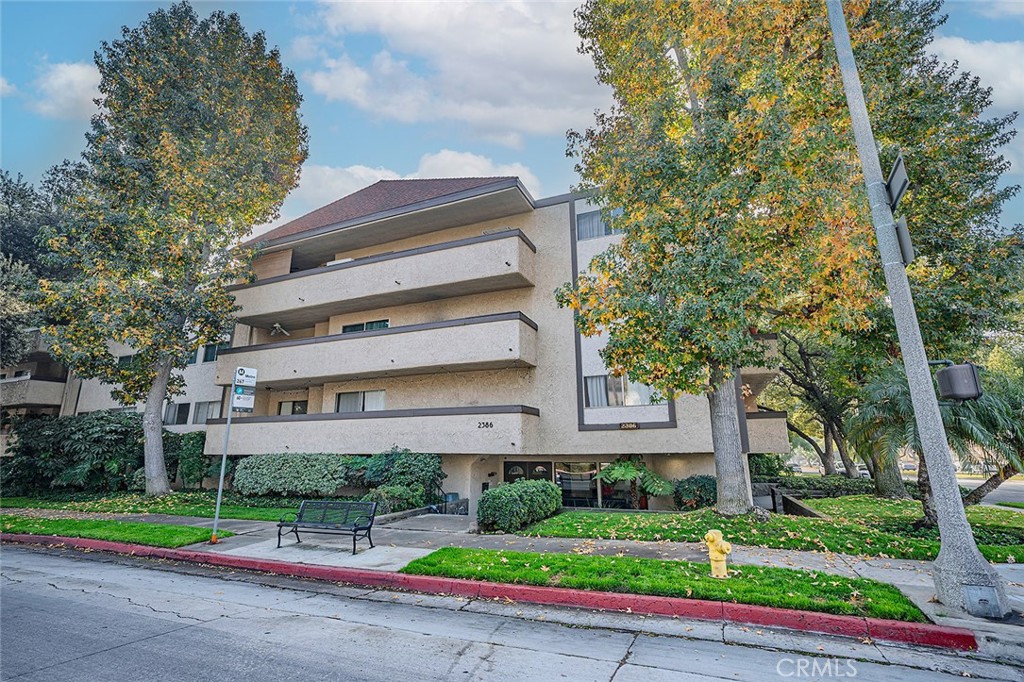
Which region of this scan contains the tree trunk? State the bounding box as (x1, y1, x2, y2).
(142, 357, 174, 496)
(872, 444, 910, 499)
(786, 420, 835, 475)
(859, 446, 876, 478)
(830, 422, 859, 479)
(708, 365, 753, 516)
(823, 429, 834, 472)
(916, 450, 938, 527)
(629, 479, 640, 510)
(962, 462, 1019, 507)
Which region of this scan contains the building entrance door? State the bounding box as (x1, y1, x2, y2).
(503, 461, 553, 484)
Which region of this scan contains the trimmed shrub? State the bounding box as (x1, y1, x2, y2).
(361, 484, 425, 515)
(753, 475, 970, 500)
(364, 447, 444, 493)
(477, 479, 561, 533)
(231, 453, 367, 497)
(747, 453, 787, 478)
(673, 475, 717, 510)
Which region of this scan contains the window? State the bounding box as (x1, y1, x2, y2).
(584, 374, 657, 407)
(163, 402, 190, 425)
(341, 319, 389, 334)
(117, 354, 134, 366)
(203, 342, 229, 362)
(186, 348, 198, 365)
(13, 370, 29, 378)
(576, 209, 624, 240)
(107, 406, 137, 414)
(278, 400, 308, 416)
(335, 390, 385, 413)
(192, 401, 222, 424)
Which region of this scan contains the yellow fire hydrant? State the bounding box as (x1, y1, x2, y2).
(703, 529, 732, 579)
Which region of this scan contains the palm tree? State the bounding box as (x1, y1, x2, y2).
(848, 364, 1021, 526)
(595, 456, 674, 510)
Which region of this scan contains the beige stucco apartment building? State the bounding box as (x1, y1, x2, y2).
(202, 177, 788, 512)
(0, 331, 227, 455)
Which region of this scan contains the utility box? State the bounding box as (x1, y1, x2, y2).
(935, 362, 983, 402)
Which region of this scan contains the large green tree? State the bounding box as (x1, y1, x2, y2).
(558, 0, 880, 515)
(39, 2, 308, 495)
(766, 0, 1022, 498)
(0, 255, 37, 367)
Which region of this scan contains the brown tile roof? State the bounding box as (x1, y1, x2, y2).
(254, 177, 518, 245)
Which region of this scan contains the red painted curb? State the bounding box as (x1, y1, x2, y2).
(2, 534, 977, 651)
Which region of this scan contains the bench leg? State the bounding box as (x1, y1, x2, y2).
(367, 528, 374, 549)
(352, 534, 357, 555)
(293, 527, 301, 544)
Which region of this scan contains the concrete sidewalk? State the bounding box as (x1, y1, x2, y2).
(6, 507, 1022, 657)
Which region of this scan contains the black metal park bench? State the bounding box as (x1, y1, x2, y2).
(277, 500, 377, 555)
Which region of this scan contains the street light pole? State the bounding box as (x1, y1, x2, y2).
(825, 0, 1010, 617)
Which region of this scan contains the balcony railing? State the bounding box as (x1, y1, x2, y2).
(204, 405, 539, 456)
(215, 312, 538, 388)
(745, 410, 789, 454)
(229, 230, 536, 329)
(0, 377, 66, 407)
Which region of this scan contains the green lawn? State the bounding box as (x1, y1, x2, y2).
(0, 491, 300, 522)
(997, 502, 1024, 510)
(1, 514, 229, 548)
(401, 547, 926, 622)
(528, 496, 1023, 562)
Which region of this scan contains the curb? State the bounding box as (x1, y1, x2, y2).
(2, 534, 978, 651)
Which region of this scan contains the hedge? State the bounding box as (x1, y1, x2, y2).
(753, 474, 971, 500)
(673, 475, 717, 510)
(231, 453, 367, 497)
(362, 484, 425, 515)
(477, 479, 561, 533)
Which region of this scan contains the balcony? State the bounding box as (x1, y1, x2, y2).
(745, 411, 789, 454)
(204, 405, 539, 456)
(230, 230, 536, 329)
(740, 335, 780, 397)
(0, 377, 66, 408)
(215, 312, 538, 388)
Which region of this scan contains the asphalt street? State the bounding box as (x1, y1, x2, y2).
(2, 547, 1021, 682)
(958, 477, 1024, 506)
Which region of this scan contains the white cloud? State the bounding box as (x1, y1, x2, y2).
(411, 149, 541, 197)
(30, 62, 100, 120)
(251, 150, 541, 236)
(304, 0, 611, 146)
(931, 36, 1024, 171)
(0, 77, 16, 97)
(972, 1, 1024, 18)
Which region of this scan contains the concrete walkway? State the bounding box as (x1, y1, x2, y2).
(6, 507, 1022, 656)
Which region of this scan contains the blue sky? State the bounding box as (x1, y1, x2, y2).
(1, 0, 1022, 234)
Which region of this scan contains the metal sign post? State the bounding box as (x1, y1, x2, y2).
(211, 366, 257, 544)
(826, 0, 1010, 617)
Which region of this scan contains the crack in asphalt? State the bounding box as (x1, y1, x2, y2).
(43, 580, 208, 622)
(5, 545, 1021, 679)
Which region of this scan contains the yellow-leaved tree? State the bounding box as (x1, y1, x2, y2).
(39, 2, 309, 495)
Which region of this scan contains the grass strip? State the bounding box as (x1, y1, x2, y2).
(0, 492, 297, 522)
(1, 514, 229, 548)
(996, 502, 1024, 510)
(528, 497, 1022, 562)
(401, 547, 927, 622)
